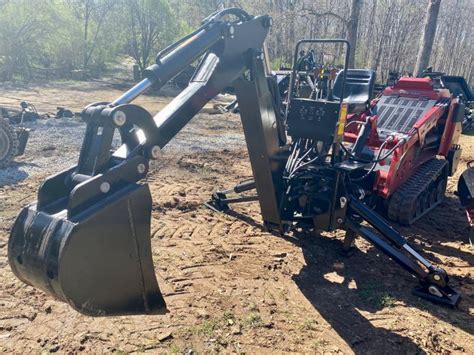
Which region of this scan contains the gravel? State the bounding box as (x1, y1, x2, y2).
(0, 112, 245, 187)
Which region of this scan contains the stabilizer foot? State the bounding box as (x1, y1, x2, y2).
(412, 284, 460, 308)
(204, 192, 230, 212)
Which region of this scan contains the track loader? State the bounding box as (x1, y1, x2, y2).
(9, 9, 463, 316)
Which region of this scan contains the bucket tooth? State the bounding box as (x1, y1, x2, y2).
(9, 183, 166, 316)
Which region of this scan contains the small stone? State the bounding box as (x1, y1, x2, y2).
(196, 308, 210, 319)
(158, 331, 173, 342)
(231, 325, 241, 335)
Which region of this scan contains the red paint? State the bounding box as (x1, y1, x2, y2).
(343, 76, 458, 201)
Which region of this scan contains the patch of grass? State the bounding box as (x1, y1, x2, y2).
(169, 343, 181, 354)
(312, 339, 330, 349)
(222, 310, 235, 322)
(245, 312, 264, 328)
(192, 310, 238, 337)
(358, 282, 380, 301)
(247, 302, 258, 312)
(358, 282, 396, 308)
(299, 318, 318, 331)
(197, 319, 220, 336)
(278, 288, 288, 301)
(380, 294, 396, 308)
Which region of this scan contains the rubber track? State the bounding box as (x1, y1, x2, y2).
(387, 158, 448, 225)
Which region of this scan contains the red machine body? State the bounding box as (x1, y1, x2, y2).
(343, 77, 463, 224)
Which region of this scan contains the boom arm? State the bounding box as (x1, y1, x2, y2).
(8, 9, 286, 316)
(73, 9, 283, 226)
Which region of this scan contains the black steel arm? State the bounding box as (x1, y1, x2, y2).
(346, 196, 460, 306)
(36, 8, 284, 227)
(9, 9, 286, 316)
(76, 11, 271, 175)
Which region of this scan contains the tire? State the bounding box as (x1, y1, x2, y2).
(0, 118, 19, 168)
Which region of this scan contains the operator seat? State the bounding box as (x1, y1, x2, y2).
(333, 69, 376, 113)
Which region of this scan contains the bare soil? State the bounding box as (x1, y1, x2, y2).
(0, 82, 473, 354)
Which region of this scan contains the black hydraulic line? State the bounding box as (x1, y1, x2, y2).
(339, 138, 405, 164)
(203, 7, 252, 23)
(154, 8, 251, 66)
(350, 138, 390, 182)
(152, 17, 272, 148)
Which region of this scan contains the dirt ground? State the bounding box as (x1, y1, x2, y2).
(0, 81, 473, 354)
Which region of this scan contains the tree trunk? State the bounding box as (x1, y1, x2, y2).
(414, 0, 441, 77)
(83, 1, 90, 74)
(346, 0, 362, 68)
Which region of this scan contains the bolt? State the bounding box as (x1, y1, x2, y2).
(113, 110, 127, 126)
(100, 182, 110, 193)
(228, 24, 235, 35)
(337, 218, 344, 224)
(433, 274, 441, 281)
(137, 163, 146, 174)
(150, 145, 161, 159)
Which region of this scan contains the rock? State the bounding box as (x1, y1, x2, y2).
(263, 321, 274, 328)
(158, 331, 173, 342)
(41, 145, 56, 151)
(196, 308, 210, 319)
(230, 325, 242, 335)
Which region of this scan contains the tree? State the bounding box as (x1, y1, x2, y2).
(346, 0, 362, 68)
(414, 0, 442, 77)
(68, 0, 116, 73)
(126, 0, 178, 74)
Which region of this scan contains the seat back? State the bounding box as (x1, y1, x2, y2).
(333, 69, 376, 104)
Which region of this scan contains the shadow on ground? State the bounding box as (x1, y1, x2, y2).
(0, 161, 33, 186)
(223, 198, 474, 353)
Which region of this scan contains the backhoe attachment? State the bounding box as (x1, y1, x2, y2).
(8, 9, 275, 316)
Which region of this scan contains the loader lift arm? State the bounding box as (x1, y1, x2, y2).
(9, 9, 459, 317)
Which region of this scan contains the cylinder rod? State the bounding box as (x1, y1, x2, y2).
(112, 78, 153, 106)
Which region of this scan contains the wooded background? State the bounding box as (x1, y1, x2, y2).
(0, 0, 472, 84)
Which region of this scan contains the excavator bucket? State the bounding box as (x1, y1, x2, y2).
(8, 176, 166, 316)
